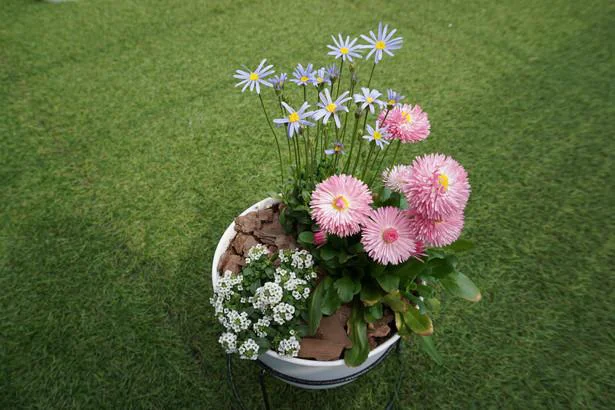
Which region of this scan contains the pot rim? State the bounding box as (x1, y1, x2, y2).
(211, 197, 399, 367)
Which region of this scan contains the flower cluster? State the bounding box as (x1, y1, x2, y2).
(228, 21, 479, 368)
(211, 247, 317, 360)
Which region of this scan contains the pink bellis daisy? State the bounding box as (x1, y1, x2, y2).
(378, 103, 430, 143)
(409, 210, 465, 248)
(310, 174, 373, 237)
(313, 230, 328, 247)
(382, 165, 412, 193)
(361, 207, 419, 265)
(233, 59, 275, 94)
(404, 154, 470, 220)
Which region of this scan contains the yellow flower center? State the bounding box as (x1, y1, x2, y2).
(300, 75, 309, 83)
(373, 131, 382, 140)
(438, 174, 449, 191)
(331, 195, 349, 211)
(366, 97, 374, 103)
(249, 72, 259, 81)
(326, 103, 337, 113)
(375, 41, 386, 50)
(388, 99, 396, 105)
(317, 76, 323, 83)
(288, 112, 300, 123)
(340, 47, 349, 54)
(402, 111, 412, 124)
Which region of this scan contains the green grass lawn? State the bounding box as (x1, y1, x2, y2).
(1, 0, 614, 408)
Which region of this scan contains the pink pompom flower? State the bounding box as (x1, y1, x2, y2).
(404, 153, 470, 220)
(310, 174, 373, 237)
(409, 210, 465, 248)
(378, 104, 430, 143)
(361, 207, 419, 265)
(382, 165, 413, 193)
(313, 230, 328, 247)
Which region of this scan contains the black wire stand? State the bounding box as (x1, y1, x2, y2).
(226, 340, 404, 410)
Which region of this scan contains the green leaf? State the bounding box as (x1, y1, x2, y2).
(372, 270, 400, 293)
(402, 306, 433, 336)
(395, 312, 412, 336)
(321, 285, 342, 315)
(382, 291, 408, 312)
(334, 276, 361, 303)
(360, 279, 386, 306)
(393, 258, 425, 282)
(297, 231, 314, 245)
(344, 304, 369, 367)
(429, 255, 457, 278)
(443, 239, 474, 252)
(364, 303, 383, 323)
(399, 195, 409, 210)
(440, 271, 482, 302)
(425, 298, 441, 314)
(308, 280, 326, 335)
(320, 247, 336, 261)
(417, 336, 443, 365)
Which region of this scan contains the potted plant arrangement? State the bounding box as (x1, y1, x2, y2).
(211, 22, 481, 389)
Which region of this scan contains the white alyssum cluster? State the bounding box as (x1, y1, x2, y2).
(218, 332, 238, 353)
(245, 244, 269, 264)
(238, 338, 260, 360)
(252, 282, 284, 311)
(277, 335, 301, 357)
(272, 302, 295, 325)
(253, 316, 271, 338)
(211, 245, 318, 361)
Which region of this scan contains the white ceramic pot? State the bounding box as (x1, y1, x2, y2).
(212, 198, 400, 389)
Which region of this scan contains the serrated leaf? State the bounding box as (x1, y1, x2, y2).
(344, 304, 369, 367)
(308, 280, 326, 335)
(334, 276, 361, 303)
(440, 271, 482, 302)
(417, 336, 443, 365)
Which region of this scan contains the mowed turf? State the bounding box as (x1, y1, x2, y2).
(1, 0, 613, 408)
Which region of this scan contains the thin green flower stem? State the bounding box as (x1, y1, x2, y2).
(313, 122, 321, 165)
(294, 135, 301, 171)
(351, 111, 370, 175)
(322, 126, 330, 162)
(367, 62, 376, 88)
(302, 132, 310, 174)
(370, 148, 382, 181)
(369, 141, 393, 186)
(339, 82, 356, 146)
(361, 144, 375, 180)
(390, 139, 402, 166)
(258, 93, 284, 182)
(343, 113, 362, 174)
(335, 60, 344, 99)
